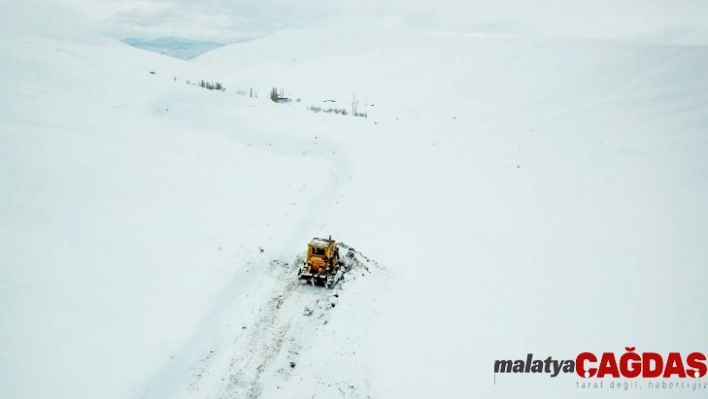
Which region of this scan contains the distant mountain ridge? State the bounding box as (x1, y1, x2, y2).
(122, 37, 227, 60)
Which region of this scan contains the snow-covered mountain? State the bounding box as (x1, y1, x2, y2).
(1, 8, 707, 399)
(123, 37, 227, 60)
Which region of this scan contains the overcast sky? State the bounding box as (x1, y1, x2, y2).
(15, 0, 708, 44)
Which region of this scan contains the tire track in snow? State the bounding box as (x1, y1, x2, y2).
(214, 246, 386, 399)
(219, 260, 336, 398)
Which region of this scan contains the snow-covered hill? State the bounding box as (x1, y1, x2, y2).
(2, 11, 707, 399)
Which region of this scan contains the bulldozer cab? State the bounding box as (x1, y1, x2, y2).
(307, 237, 337, 265)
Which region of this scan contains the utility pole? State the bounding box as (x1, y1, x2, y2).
(352, 94, 359, 116)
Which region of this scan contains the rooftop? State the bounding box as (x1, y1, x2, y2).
(309, 237, 333, 247)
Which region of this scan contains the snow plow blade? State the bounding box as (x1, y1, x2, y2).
(298, 268, 344, 289)
(297, 270, 325, 285)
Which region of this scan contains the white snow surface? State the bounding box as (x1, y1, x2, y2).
(2, 12, 708, 399)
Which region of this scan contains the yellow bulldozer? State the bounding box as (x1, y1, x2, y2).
(297, 236, 341, 288)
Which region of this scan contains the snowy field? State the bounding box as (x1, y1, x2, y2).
(1, 3, 707, 399)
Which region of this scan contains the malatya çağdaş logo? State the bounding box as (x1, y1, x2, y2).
(494, 348, 707, 380)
